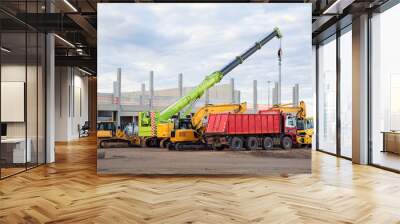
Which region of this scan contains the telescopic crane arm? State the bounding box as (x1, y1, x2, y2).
(158, 27, 282, 122)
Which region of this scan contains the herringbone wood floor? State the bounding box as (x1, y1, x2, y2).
(1, 136, 400, 224)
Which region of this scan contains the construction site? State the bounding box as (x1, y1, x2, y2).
(96, 27, 313, 175)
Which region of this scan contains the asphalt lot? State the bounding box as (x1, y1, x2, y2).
(97, 147, 311, 175)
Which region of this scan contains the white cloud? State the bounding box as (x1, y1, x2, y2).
(98, 3, 312, 105)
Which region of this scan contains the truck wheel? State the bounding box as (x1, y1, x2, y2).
(99, 141, 105, 148)
(230, 137, 243, 150)
(245, 137, 258, 150)
(281, 136, 293, 150)
(262, 137, 273, 150)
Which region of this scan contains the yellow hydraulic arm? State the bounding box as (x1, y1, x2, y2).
(191, 103, 247, 130)
(271, 101, 306, 119)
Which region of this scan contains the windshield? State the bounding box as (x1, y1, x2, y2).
(306, 119, 314, 129)
(297, 120, 305, 130)
(97, 122, 114, 131)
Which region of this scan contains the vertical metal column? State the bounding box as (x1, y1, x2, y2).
(116, 68, 121, 127)
(179, 73, 183, 98)
(149, 70, 154, 110)
(45, 0, 56, 163)
(230, 78, 235, 103)
(367, 12, 373, 165)
(316, 45, 320, 150)
(352, 14, 369, 164)
(253, 80, 258, 112)
(293, 83, 299, 106)
(272, 82, 278, 105)
(140, 83, 145, 107)
(267, 80, 272, 107)
(336, 30, 341, 157)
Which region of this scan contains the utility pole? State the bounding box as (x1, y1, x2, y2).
(278, 39, 282, 105)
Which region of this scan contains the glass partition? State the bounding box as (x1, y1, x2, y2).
(0, 2, 46, 179)
(339, 28, 352, 158)
(317, 36, 337, 154)
(1, 31, 28, 177)
(371, 4, 400, 171)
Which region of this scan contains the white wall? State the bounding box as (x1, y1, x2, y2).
(55, 67, 89, 141)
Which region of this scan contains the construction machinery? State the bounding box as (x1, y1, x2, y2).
(160, 103, 247, 150)
(97, 122, 141, 149)
(261, 101, 313, 147)
(205, 110, 298, 150)
(97, 121, 116, 139)
(138, 27, 282, 146)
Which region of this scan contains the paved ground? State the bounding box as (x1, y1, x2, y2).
(97, 147, 311, 175)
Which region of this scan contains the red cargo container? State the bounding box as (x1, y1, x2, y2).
(207, 113, 281, 135)
(205, 111, 297, 150)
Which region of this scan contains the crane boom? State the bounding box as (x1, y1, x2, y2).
(158, 27, 282, 122)
(139, 27, 282, 137)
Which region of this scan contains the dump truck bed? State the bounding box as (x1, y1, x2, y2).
(206, 113, 282, 135)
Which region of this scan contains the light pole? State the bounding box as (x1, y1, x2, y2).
(278, 39, 282, 105)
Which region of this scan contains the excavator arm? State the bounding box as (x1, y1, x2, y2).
(191, 103, 247, 130)
(267, 100, 306, 119)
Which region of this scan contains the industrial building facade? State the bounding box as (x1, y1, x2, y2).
(97, 69, 301, 129)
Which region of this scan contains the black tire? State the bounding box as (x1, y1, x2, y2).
(262, 137, 273, 150)
(174, 143, 183, 151)
(281, 136, 293, 150)
(168, 143, 175, 150)
(98, 149, 105, 159)
(245, 137, 258, 150)
(145, 137, 159, 147)
(212, 143, 224, 151)
(160, 139, 169, 148)
(99, 141, 104, 148)
(230, 137, 243, 150)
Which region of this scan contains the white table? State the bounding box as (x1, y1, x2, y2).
(1, 138, 31, 163)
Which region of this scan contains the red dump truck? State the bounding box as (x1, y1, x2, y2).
(205, 111, 297, 150)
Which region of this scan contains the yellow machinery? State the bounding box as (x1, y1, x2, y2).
(158, 103, 247, 150)
(267, 101, 314, 147)
(97, 121, 115, 139)
(97, 121, 141, 148)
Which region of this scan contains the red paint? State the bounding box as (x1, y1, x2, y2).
(206, 113, 282, 135)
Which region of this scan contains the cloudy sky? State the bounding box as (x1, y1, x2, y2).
(98, 3, 312, 105)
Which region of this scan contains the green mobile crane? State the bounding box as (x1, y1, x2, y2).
(138, 27, 282, 146)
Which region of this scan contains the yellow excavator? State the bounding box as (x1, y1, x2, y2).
(264, 101, 313, 147)
(97, 121, 115, 139)
(157, 103, 247, 150)
(97, 121, 141, 149)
